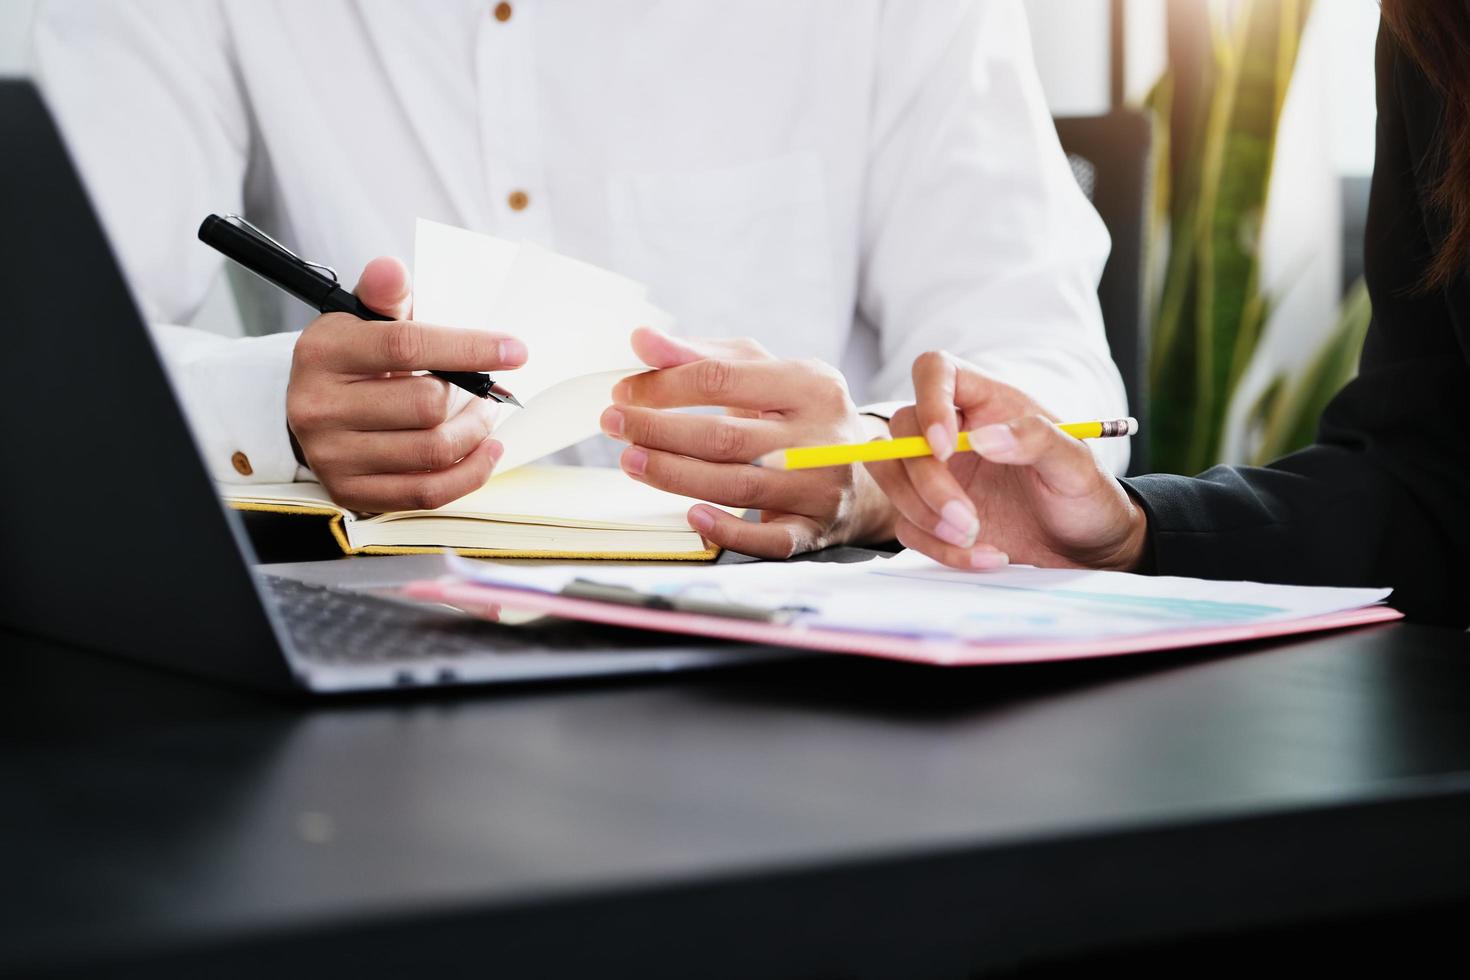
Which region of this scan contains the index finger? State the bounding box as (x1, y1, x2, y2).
(319, 316, 528, 375)
(613, 358, 818, 412)
(911, 351, 962, 460)
(870, 407, 977, 545)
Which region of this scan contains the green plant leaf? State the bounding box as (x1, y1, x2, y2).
(1250, 276, 1371, 464)
(1147, 0, 1312, 474)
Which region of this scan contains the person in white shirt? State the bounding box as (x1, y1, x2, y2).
(33, 0, 1126, 559)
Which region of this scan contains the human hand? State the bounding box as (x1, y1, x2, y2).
(600, 327, 895, 558)
(865, 351, 1148, 571)
(286, 257, 527, 512)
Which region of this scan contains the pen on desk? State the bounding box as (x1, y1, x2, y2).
(196, 214, 522, 406)
(755, 418, 1139, 470)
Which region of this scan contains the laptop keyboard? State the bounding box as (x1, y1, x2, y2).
(261, 574, 636, 666)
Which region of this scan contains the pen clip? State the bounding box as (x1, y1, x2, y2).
(222, 213, 340, 282)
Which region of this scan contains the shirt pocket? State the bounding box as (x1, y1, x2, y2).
(608, 151, 838, 361)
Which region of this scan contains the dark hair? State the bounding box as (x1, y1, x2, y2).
(1380, 0, 1470, 289)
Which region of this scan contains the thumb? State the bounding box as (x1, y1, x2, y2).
(353, 256, 413, 320)
(629, 325, 705, 368)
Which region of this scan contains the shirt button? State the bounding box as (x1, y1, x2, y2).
(507, 189, 530, 211)
(231, 451, 254, 477)
(493, 2, 512, 22)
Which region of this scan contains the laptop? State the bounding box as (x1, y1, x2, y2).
(0, 80, 795, 693)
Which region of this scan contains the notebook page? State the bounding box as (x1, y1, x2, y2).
(366, 464, 721, 530)
(219, 482, 348, 515)
(352, 521, 704, 554)
(413, 221, 670, 471)
(411, 219, 519, 329)
(482, 244, 651, 402)
(491, 369, 640, 474)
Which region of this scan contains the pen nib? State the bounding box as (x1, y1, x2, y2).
(489, 383, 523, 408)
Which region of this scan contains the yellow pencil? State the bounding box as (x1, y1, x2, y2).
(755, 418, 1139, 470)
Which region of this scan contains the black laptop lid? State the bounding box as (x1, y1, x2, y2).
(0, 81, 295, 690)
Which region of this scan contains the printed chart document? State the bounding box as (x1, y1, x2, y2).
(403, 551, 1402, 664)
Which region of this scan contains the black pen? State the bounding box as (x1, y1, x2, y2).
(197, 214, 521, 406)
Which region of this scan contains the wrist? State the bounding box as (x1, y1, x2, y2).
(847, 464, 901, 546)
(1110, 491, 1151, 573)
(822, 411, 896, 546)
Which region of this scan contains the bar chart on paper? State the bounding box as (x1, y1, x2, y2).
(404, 551, 1402, 666)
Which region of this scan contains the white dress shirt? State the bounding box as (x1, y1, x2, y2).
(34, 0, 1127, 484)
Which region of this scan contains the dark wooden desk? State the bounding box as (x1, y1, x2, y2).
(4, 620, 1470, 977)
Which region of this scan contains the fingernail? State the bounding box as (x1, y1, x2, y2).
(934, 518, 975, 548)
(688, 506, 716, 533)
(486, 439, 504, 465)
(611, 380, 632, 404)
(971, 547, 1009, 570)
(621, 446, 648, 477)
(940, 500, 978, 538)
(968, 424, 1018, 458)
(498, 338, 528, 366)
(600, 407, 624, 439)
(926, 424, 954, 461)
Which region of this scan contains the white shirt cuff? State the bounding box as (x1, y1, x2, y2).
(150, 325, 304, 483)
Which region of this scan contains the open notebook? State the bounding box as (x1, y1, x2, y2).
(221, 220, 718, 559)
(223, 465, 722, 560)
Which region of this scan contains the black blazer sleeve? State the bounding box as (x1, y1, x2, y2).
(1121, 26, 1470, 627)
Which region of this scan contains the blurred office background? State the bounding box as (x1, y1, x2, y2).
(0, 0, 1381, 470)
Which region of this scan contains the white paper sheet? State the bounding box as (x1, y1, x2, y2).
(412, 219, 672, 473)
(445, 549, 1393, 643)
(412, 218, 519, 329)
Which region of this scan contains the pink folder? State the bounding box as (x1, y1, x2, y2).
(401, 579, 1404, 666)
